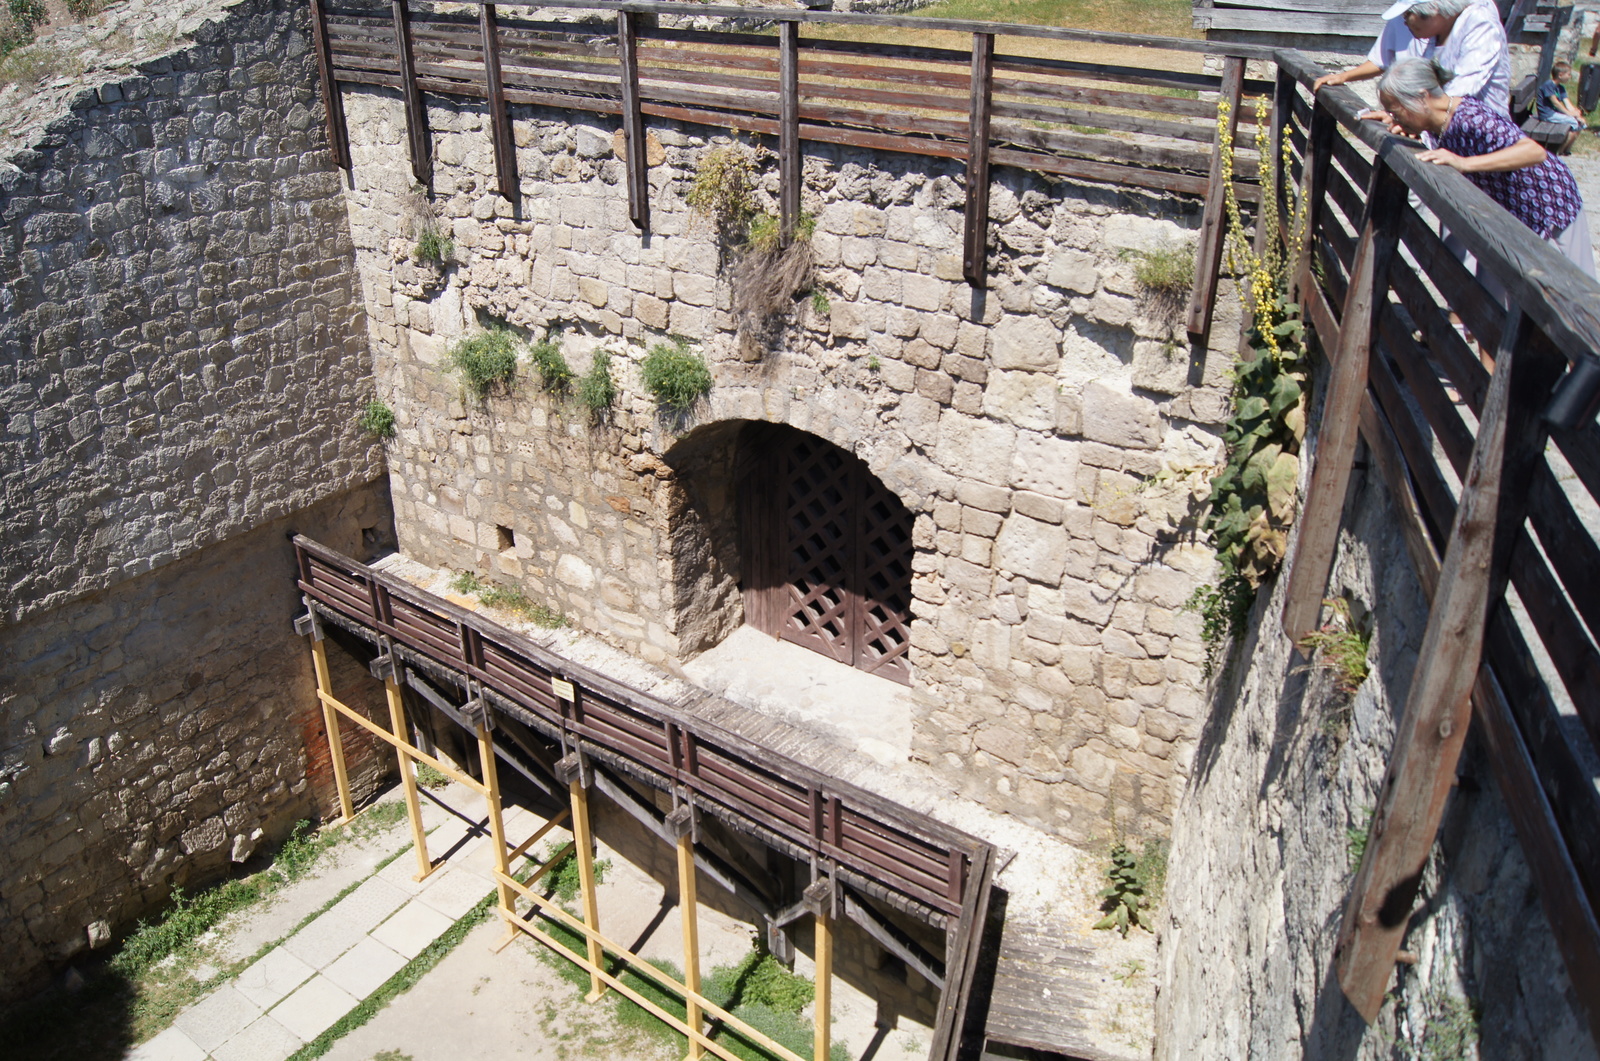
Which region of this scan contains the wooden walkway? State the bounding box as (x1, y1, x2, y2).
(984, 920, 1146, 1061)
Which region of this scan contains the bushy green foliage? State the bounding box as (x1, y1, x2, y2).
(577, 349, 617, 417)
(356, 399, 396, 439)
(108, 879, 269, 981)
(706, 950, 815, 1014)
(641, 338, 712, 411)
(810, 289, 830, 316)
(447, 328, 520, 399)
(528, 336, 574, 393)
(412, 221, 453, 266)
(686, 144, 756, 240)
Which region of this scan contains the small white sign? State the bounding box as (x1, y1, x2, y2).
(552, 678, 576, 703)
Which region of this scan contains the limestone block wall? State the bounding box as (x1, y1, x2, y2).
(0, 484, 397, 1001)
(0, 0, 400, 999)
(339, 89, 1241, 841)
(1154, 426, 1598, 1058)
(0, 0, 381, 624)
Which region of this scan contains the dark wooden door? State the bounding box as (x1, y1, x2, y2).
(739, 427, 912, 686)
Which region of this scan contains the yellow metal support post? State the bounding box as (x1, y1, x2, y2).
(814, 909, 833, 1061)
(310, 638, 355, 823)
(677, 827, 704, 1061)
(385, 676, 434, 881)
(571, 777, 607, 1001)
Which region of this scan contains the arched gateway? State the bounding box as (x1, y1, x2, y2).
(735, 424, 914, 686)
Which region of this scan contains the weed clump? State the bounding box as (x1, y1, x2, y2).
(534, 843, 610, 903)
(686, 143, 757, 243)
(412, 221, 454, 266)
(528, 335, 574, 393)
(1094, 838, 1166, 938)
(1124, 243, 1195, 296)
(577, 349, 617, 418)
(357, 398, 397, 439)
(641, 337, 712, 412)
(1297, 596, 1371, 695)
(447, 328, 520, 399)
(448, 571, 566, 627)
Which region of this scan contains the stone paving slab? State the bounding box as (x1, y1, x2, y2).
(128, 1025, 208, 1061)
(271, 974, 361, 1042)
(172, 985, 263, 1054)
(209, 1014, 303, 1061)
(232, 946, 316, 1010)
(370, 898, 457, 960)
(279, 907, 371, 971)
(323, 936, 408, 998)
(330, 875, 412, 935)
(415, 865, 495, 920)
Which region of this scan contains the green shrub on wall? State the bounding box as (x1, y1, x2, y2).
(446, 328, 520, 400)
(356, 399, 397, 439)
(641, 338, 711, 412)
(528, 336, 574, 393)
(577, 349, 617, 419)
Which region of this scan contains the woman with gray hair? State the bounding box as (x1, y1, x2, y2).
(1314, 0, 1509, 115)
(1377, 58, 1594, 278)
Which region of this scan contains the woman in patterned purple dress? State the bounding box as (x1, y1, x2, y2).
(1377, 57, 1596, 280)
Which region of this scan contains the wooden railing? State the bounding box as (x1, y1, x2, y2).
(309, 0, 1273, 333)
(293, 534, 988, 922)
(1271, 52, 1600, 1042)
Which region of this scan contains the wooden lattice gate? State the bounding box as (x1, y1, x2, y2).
(739, 427, 913, 686)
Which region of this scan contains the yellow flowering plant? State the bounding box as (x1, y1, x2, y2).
(1187, 94, 1312, 672)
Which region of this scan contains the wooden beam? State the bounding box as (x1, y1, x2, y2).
(679, 831, 705, 1061)
(1291, 93, 1338, 306)
(616, 10, 648, 231)
(309, 0, 350, 169)
(478, 4, 517, 200)
(478, 719, 515, 919)
(1281, 159, 1406, 643)
(1186, 55, 1244, 343)
(842, 889, 946, 990)
(778, 20, 800, 245)
(386, 676, 436, 882)
(570, 778, 607, 1001)
(391, 0, 432, 184)
(310, 636, 355, 823)
(961, 32, 994, 288)
(1333, 311, 1555, 1018)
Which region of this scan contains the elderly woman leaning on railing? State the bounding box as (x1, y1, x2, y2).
(1313, 0, 1510, 115)
(1378, 57, 1597, 287)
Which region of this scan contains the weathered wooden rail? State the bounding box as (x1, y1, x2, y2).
(309, 0, 1274, 334)
(1270, 51, 1600, 1042)
(292, 534, 994, 1059)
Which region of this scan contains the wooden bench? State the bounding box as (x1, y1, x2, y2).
(1512, 73, 1577, 154)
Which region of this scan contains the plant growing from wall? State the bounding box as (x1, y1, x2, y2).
(1, 0, 46, 57)
(413, 221, 454, 266)
(733, 211, 817, 349)
(528, 335, 574, 394)
(1123, 243, 1195, 297)
(447, 327, 521, 400)
(686, 142, 757, 245)
(1185, 93, 1311, 675)
(1298, 596, 1371, 695)
(642, 336, 712, 412)
(1094, 842, 1153, 937)
(577, 349, 617, 419)
(356, 398, 397, 440)
(448, 571, 567, 627)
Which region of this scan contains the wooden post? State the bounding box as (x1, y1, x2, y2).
(477, 718, 514, 920)
(617, 11, 649, 231)
(1281, 161, 1407, 642)
(677, 825, 704, 1061)
(1185, 56, 1244, 344)
(570, 777, 607, 1001)
(961, 32, 994, 288)
(479, 3, 517, 200)
(391, 0, 431, 185)
(310, 637, 355, 823)
(813, 905, 833, 1061)
(386, 676, 435, 881)
(308, 0, 350, 170)
(778, 20, 801, 245)
(1333, 310, 1559, 1019)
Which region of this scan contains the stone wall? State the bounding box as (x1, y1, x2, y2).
(0, 0, 399, 999)
(0, 0, 381, 623)
(339, 87, 1237, 842)
(1154, 407, 1598, 1058)
(0, 484, 397, 1001)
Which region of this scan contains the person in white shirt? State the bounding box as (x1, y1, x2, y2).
(1312, 0, 1510, 115)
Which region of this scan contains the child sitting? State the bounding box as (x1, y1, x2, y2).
(1537, 60, 1586, 152)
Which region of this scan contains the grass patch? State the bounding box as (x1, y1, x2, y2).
(1123, 243, 1195, 296)
(413, 220, 454, 266)
(1298, 596, 1371, 696)
(449, 571, 569, 628)
(447, 328, 521, 400)
(415, 762, 450, 790)
(641, 337, 712, 412)
(536, 844, 610, 904)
